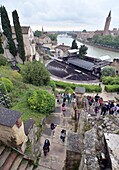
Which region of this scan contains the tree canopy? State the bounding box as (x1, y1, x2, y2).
(92, 34, 119, 49)
(82, 29, 87, 32)
(34, 30, 42, 37)
(79, 45, 88, 59)
(12, 10, 25, 63)
(48, 34, 57, 41)
(22, 61, 50, 86)
(101, 66, 116, 77)
(71, 40, 78, 49)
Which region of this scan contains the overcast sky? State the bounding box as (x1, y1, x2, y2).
(1, 0, 119, 31)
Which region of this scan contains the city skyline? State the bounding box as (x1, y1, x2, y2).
(1, 0, 119, 31)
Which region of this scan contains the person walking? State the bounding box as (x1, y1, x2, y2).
(43, 139, 50, 156)
(62, 103, 66, 116)
(50, 123, 57, 136)
(60, 129, 66, 142)
(56, 92, 61, 104)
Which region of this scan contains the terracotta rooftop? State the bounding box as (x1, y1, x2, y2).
(11, 26, 30, 34)
(39, 35, 50, 39)
(0, 107, 22, 127)
(55, 44, 70, 52)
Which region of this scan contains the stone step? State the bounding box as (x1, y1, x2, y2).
(18, 160, 29, 170)
(1, 151, 17, 170)
(0, 145, 6, 155)
(10, 155, 23, 170)
(0, 148, 11, 167)
(26, 164, 34, 170)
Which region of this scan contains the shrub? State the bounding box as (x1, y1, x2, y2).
(0, 77, 14, 93)
(22, 61, 50, 86)
(65, 87, 74, 94)
(0, 54, 8, 66)
(101, 66, 116, 77)
(28, 90, 55, 114)
(105, 85, 119, 92)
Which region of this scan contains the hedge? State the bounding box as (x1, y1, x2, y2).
(105, 85, 119, 92)
(102, 76, 119, 85)
(54, 81, 102, 92)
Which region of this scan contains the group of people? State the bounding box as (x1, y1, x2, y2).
(43, 91, 78, 156)
(56, 92, 76, 117)
(87, 94, 119, 116)
(43, 123, 66, 156)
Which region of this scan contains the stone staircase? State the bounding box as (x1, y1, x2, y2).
(0, 142, 34, 170)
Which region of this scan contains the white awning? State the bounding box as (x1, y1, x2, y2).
(68, 49, 79, 53)
(99, 55, 111, 60)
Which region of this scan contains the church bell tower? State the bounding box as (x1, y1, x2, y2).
(103, 11, 111, 35)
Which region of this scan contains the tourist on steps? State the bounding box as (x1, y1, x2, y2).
(50, 123, 57, 136)
(60, 129, 66, 142)
(43, 139, 50, 156)
(62, 103, 66, 116)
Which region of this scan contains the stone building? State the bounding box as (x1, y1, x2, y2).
(35, 35, 52, 45)
(55, 44, 70, 57)
(12, 26, 36, 61)
(0, 107, 27, 148)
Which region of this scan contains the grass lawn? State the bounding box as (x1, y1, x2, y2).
(0, 65, 49, 126)
(12, 96, 45, 126)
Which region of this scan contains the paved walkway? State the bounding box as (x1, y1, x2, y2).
(36, 102, 74, 170)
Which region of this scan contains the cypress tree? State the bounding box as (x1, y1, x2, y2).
(0, 36, 4, 54)
(0, 6, 17, 57)
(71, 40, 78, 49)
(12, 10, 25, 64)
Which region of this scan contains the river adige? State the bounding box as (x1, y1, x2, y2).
(57, 35, 119, 61)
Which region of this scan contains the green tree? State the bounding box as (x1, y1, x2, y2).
(12, 10, 25, 64)
(82, 29, 87, 32)
(79, 45, 88, 59)
(71, 40, 78, 49)
(0, 36, 4, 54)
(22, 61, 50, 86)
(48, 34, 57, 41)
(101, 66, 116, 77)
(0, 6, 17, 57)
(28, 90, 55, 114)
(34, 30, 42, 37)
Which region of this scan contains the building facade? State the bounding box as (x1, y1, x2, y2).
(12, 26, 36, 61)
(0, 107, 27, 148)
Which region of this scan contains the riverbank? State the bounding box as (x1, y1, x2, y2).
(76, 38, 119, 53)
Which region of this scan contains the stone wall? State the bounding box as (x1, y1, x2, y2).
(25, 125, 41, 161)
(65, 150, 81, 170)
(79, 127, 112, 170)
(65, 132, 83, 170)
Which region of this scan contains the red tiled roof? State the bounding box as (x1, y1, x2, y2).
(55, 44, 70, 52)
